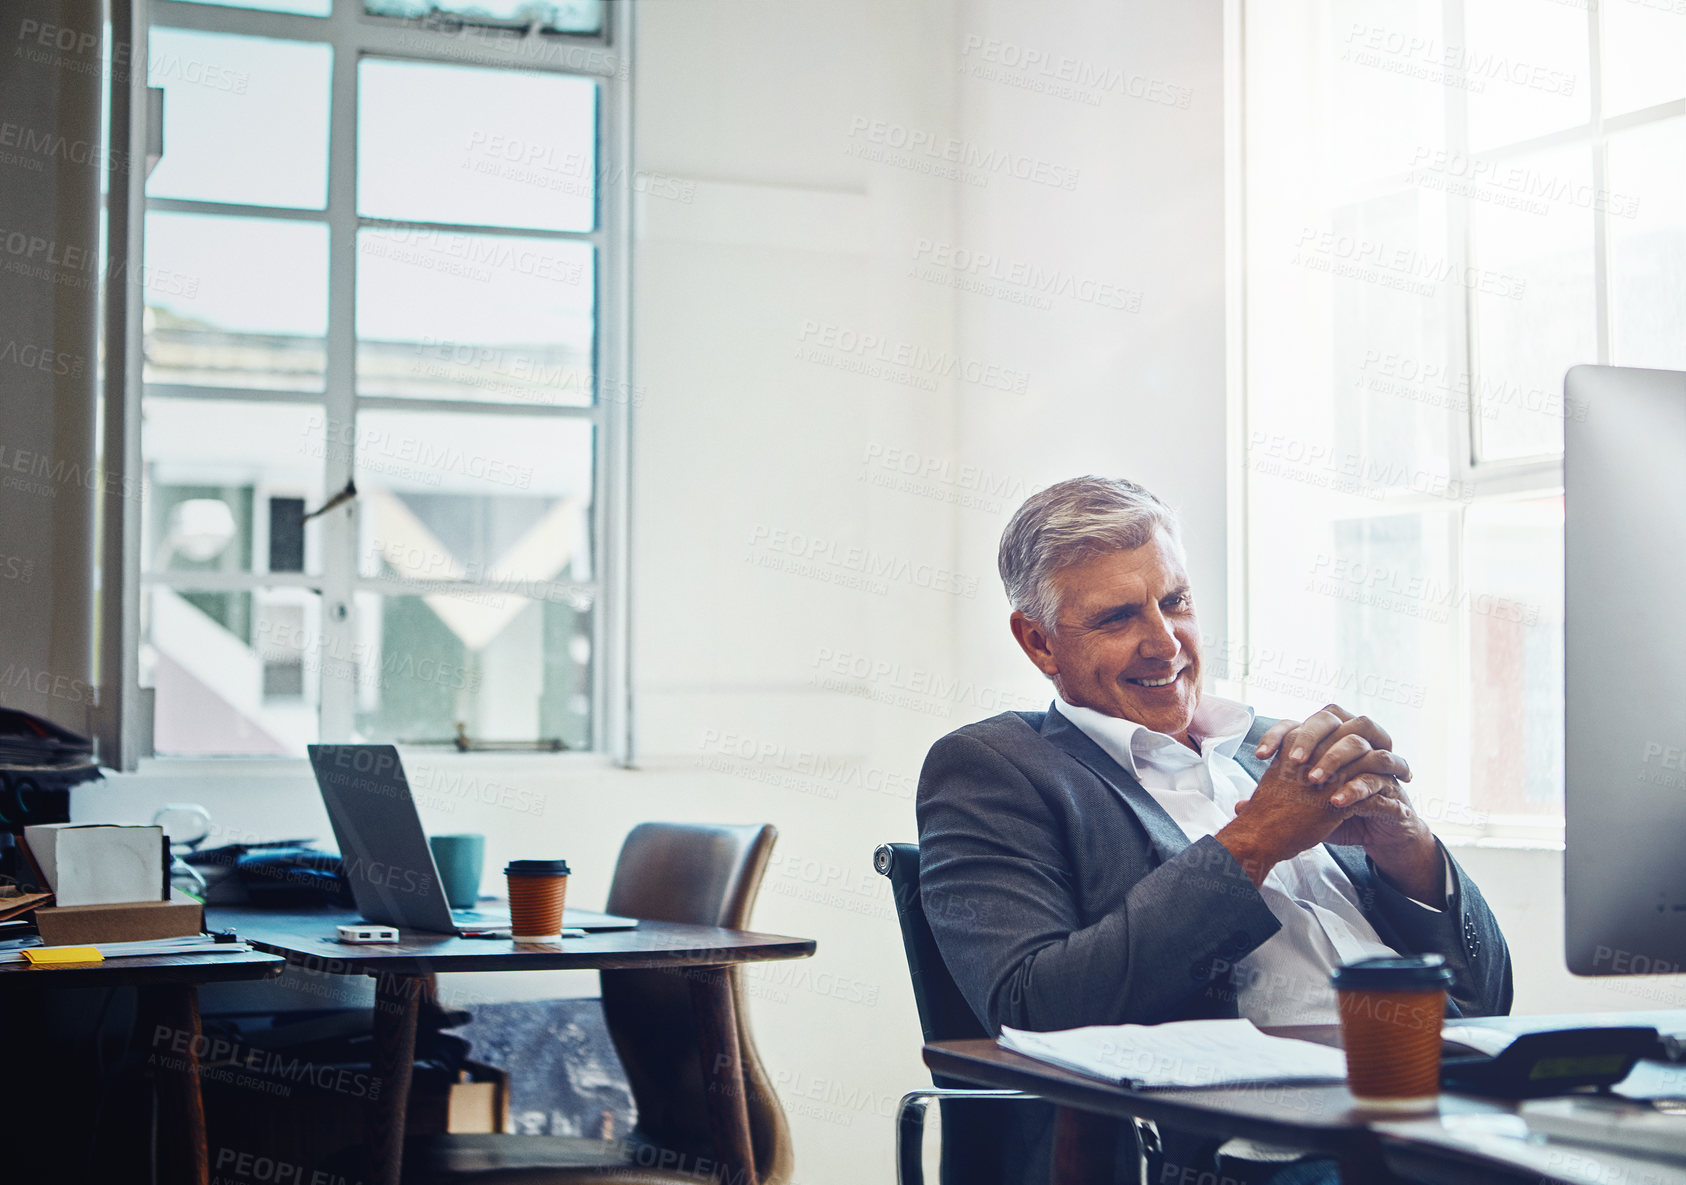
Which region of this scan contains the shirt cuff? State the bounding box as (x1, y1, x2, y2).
(1398, 852, 1454, 913)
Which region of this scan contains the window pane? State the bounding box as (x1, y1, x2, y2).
(1602, 0, 1686, 117)
(1329, 0, 1447, 181)
(1465, 498, 1563, 820)
(348, 592, 592, 749)
(145, 588, 321, 755)
(358, 58, 596, 232)
(144, 212, 329, 391)
(170, 0, 331, 14)
(357, 230, 593, 405)
(1244, 508, 1459, 827)
(353, 410, 594, 583)
(364, 0, 603, 35)
(1330, 192, 1454, 476)
(1463, 0, 1589, 152)
(1324, 512, 1458, 806)
(141, 398, 327, 576)
(147, 30, 331, 209)
(1468, 146, 1595, 461)
(1608, 119, 1686, 372)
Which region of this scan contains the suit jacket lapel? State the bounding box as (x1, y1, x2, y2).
(1039, 707, 1193, 864)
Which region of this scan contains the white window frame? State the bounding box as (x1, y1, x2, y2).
(1228, 0, 1683, 845)
(98, 0, 634, 771)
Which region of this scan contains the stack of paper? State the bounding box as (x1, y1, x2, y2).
(999, 1018, 1347, 1089)
(0, 934, 249, 964)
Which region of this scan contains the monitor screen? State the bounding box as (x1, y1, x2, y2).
(1564, 364, 1686, 976)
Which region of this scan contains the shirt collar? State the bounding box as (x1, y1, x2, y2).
(1051, 692, 1254, 780)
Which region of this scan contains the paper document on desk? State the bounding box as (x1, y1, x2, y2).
(999, 1018, 1347, 1089)
(0, 934, 249, 963)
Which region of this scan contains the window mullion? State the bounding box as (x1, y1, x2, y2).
(317, 32, 361, 742)
(1589, 0, 1612, 367)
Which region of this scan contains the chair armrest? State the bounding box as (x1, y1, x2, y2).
(896, 1088, 1030, 1185)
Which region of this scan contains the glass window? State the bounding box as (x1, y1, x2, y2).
(145, 588, 323, 755)
(1246, 0, 1680, 834)
(147, 30, 332, 209)
(170, 0, 332, 16)
(352, 410, 594, 583)
(141, 398, 327, 576)
(1601, 0, 1686, 118)
(349, 591, 593, 749)
(1608, 119, 1686, 372)
(142, 212, 329, 391)
(1464, 498, 1563, 821)
(1467, 146, 1596, 461)
(358, 59, 597, 233)
(356, 230, 594, 405)
(1328, 0, 1446, 181)
(363, 0, 603, 36)
(136, 0, 622, 759)
(1462, 0, 1589, 152)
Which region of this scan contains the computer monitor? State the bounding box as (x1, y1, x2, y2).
(1564, 364, 1686, 976)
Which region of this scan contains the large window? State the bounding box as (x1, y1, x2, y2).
(131, 0, 627, 757)
(1241, 0, 1684, 838)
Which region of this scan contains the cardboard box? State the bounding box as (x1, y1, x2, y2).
(34, 897, 203, 946)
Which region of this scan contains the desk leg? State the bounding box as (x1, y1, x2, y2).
(138, 984, 209, 1185)
(368, 972, 423, 1185)
(1050, 1106, 1116, 1185)
(688, 967, 758, 1185)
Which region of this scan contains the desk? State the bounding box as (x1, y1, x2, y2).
(925, 1035, 1434, 1183)
(215, 906, 816, 1185)
(0, 949, 285, 1185)
(926, 1030, 1686, 1185)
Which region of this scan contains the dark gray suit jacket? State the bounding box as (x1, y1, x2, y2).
(916, 707, 1513, 1181)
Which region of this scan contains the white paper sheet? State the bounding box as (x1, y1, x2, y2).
(999, 1018, 1347, 1089)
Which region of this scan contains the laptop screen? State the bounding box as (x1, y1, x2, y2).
(308, 744, 457, 934)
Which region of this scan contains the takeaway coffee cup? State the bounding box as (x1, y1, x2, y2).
(1331, 954, 1455, 1111)
(505, 859, 570, 942)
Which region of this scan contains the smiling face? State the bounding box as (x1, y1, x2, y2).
(1009, 529, 1203, 744)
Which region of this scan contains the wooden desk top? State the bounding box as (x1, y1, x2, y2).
(923, 1038, 1512, 1158)
(0, 948, 285, 989)
(212, 906, 817, 976)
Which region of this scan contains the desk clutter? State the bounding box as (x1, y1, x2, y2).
(8, 821, 204, 945)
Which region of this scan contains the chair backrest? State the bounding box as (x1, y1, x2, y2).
(874, 842, 989, 1047)
(875, 841, 1010, 1185)
(598, 823, 792, 1185)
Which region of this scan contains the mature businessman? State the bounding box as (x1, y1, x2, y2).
(916, 476, 1512, 1185)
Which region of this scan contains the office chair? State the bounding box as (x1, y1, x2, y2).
(873, 842, 1027, 1185)
(875, 842, 1157, 1185)
(412, 823, 793, 1185)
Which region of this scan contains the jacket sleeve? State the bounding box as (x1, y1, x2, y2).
(917, 729, 1282, 1034)
(1366, 839, 1514, 1017)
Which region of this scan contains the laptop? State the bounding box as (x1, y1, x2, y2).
(307, 743, 637, 937)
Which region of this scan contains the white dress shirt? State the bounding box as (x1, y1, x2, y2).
(1053, 694, 1403, 1026)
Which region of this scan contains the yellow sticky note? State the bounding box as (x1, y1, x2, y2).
(22, 945, 104, 965)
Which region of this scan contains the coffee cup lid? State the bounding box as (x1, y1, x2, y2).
(1331, 953, 1454, 990)
(505, 859, 570, 877)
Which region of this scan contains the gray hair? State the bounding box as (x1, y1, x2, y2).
(998, 476, 1180, 626)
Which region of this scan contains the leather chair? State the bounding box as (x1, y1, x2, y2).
(874, 842, 1027, 1185)
(875, 842, 1156, 1185)
(412, 823, 792, 1185)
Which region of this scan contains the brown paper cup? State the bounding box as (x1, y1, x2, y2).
(1332, 955, 1454, 1112)
(505, 859, 569, 942)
